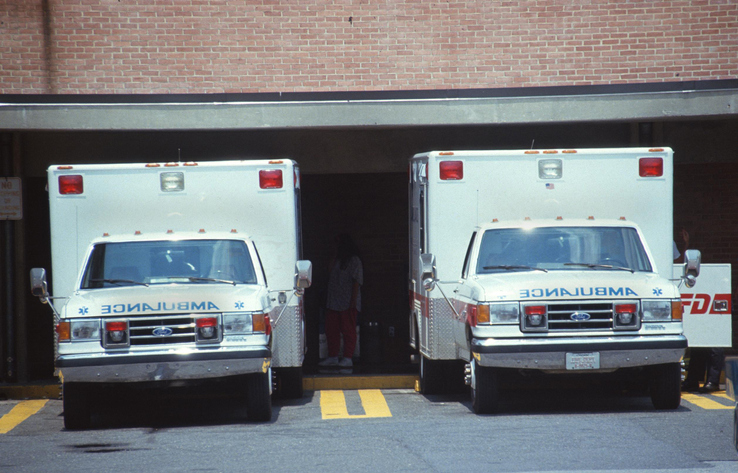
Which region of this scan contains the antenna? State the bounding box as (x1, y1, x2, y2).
(178, 148, 181, 163)
(530, 139, 535, 150)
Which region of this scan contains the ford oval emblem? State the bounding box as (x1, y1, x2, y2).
(153, 327, 174, 337)
(570, 312, 591, 321)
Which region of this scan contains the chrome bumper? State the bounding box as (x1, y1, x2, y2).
(471, 335, 687, 371)
(57, 346, 271, 383)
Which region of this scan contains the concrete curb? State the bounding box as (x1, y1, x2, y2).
(0, 383, 61, 400)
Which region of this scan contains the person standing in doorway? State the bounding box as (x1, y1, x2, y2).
(319, 234, 363, 372)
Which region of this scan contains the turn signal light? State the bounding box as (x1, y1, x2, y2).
(56, 321, 71, 342)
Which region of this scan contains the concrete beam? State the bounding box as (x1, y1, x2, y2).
(1, 88, 737, 131)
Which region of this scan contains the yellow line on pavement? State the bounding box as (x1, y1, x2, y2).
(711, 392, 733, 402)
(320, 389, 392, 419)
(682, 393, 732, 410)
(0, 400, 48, 434)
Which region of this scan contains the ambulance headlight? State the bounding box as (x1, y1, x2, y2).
(223, 313, 253, 334)
(613, 303, 641, 330)
(71, 320, 101, 340)
(483, 303, 520, 324)
(522, 305, 548, 332)
(642, 300, 673, 321)
(195, 316, 220, 343)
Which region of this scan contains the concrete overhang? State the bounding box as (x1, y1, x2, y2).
(1, 81, 737, 131)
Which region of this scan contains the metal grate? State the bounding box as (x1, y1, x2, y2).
(128, 314, 197, 346)
(546, 302, 614, 331)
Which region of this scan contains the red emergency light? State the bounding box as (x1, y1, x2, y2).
(59, 175, 84, 195)
(439, 161, 463, 180)
(259, 169, 283, 189)
(639, 157, 663, 177)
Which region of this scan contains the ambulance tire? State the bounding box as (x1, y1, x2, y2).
(471, 360, 499, 414)
(649, 363, 681, 410)
(245, 372, 273, 422)
(63, 383, 92, 430)
(275, 367, 304, 399)
(419, 355, 445, 394)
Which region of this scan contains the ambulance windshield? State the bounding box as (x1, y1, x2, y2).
(476, 226, 652, 274)
(81, 239, 258, 288)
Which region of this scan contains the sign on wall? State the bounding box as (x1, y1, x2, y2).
(0, 177, 22, 220)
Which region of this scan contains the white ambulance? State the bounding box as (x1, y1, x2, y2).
(31, 160, 311, 428)
(409, 148, 705, 413)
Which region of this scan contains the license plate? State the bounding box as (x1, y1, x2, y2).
(566, 352, 600, 370)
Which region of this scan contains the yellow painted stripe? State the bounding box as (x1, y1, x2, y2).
(682, 393, 732, 410)
(712, 392, 733, 402)
(358, 389, 392, 418)
(320, 389, 392, 420)
(321, 390, 350, 419)
(0, 400, 48, 434)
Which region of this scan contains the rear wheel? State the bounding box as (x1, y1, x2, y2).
(650, 363, 681, 410)
(419, 355, 444, 394)
(245, 371, 273, 422)
(63, 383, 93, 430)
(470, 359, 499, 414)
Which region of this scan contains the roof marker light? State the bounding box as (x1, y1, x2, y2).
(135, 231, 142, 235)
(58, 175, 84, 195)
(524, 150, 540, 155)
(588, 216, 595, 220)
(183, 162, 198, 166)
(164, 162, 179, 167)
(145, 163, 161, 168)
(57, 166, 73, 170)
(231, 229, 238, 233)
(639, 157, 663, 177)
(199, 229, 206, 233)
(562, 150, 577, 154)
(439, 161, 463, 180)
(259, 169, 283, 189)
(439, 152, 455, 156)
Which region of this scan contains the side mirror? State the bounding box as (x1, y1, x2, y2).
(420, 254, 437, 291)
(294, 260, 312, 292)
(683, 250, 701, 288)
(30, 268, 49, 299)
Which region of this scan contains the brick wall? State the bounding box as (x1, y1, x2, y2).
(2, 0, 736, 94)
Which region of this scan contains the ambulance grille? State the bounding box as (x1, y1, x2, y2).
(128, 314, 197, 345)
(546, 302, 614, 331)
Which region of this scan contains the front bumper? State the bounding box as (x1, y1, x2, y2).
(471, 335, 687, 371)
(56, 346, 271, 383)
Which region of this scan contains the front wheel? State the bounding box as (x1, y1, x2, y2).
(275, 367, 304, 399)
(650, 363, 681, 410)
(470, 359, 499, 414)
(245, 371, 273, 422)
(63, 383, 93, 430)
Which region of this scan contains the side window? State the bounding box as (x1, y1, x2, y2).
(461, 232, 477, 278)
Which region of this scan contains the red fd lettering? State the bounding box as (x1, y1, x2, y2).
(680, 293, 731, 315)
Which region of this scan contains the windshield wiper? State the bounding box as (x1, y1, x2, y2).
(564, 263, 635, 273)
(91, 278, 149, 287)
(482, 265, 548, 273)
(188, 277, 238, 286)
